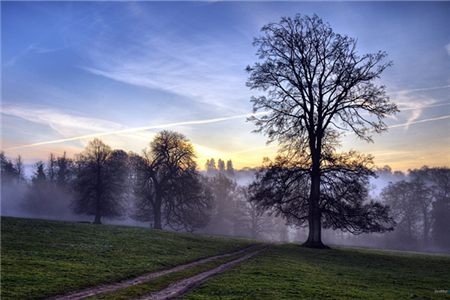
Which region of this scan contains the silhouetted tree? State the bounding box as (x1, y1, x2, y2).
(246, 14, 398, 247)
(1, 152, 29, 216)
(164, 172, 213, 233)
(14, 155, 26, 184)
(1, 151, 24, 186)
(217, 159, 225, 174)
(32, 161, 47, 185)
(1, 151, 15, 186)
(21, 161, 51, 215)
(205, 158, 218, 177)
(429, 167, 450, 250)
(71, 139, 129, 224)
(226, 160, 235, 179)
(132, 131, 211, 232)
(381, 180, 419, 248)
(205, 172, 237, 236)
(57, 152, 74, 189)
(408, 167, 433, 247)
(235, 185, 276, 239)
(46, 153, 58, 184)
(251, 152, 394, 246)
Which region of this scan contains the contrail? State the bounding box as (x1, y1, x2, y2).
(3, 111, 269, 150)
(389, 85, 450, 94)
(384, 115, 450, 129)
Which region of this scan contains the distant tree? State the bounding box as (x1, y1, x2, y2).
(381, 180, 419, 247)
(206, 173, 238, 236)
(21, 161, 51, 215)
(205, 158, 218, 177)
(57, 152, 74, 189)
(20, 154, 76, 219)
(71, 139, 129, 224)
(164, 172, 213, 233)
(32, 161, 47, 185)
(226, 160, 235, 179)
(246, 14, 398, 247)
(1, 151, 20, 186)
(235, 185, 276, 239)
(217, 159, 226, 174)
(132, 130, 211, 232)
(408, 167, 433, 247)
(429, 167, 450, 250)
(1, 152, 29, 216)
(46, 153, 58, 184)
(14, 155, 26, 184)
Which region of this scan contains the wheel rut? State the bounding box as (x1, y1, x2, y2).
(133, 244, 274, 300)
(45, 244, 264, 300)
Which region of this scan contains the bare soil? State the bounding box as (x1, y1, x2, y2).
(45, 244, 262, 300)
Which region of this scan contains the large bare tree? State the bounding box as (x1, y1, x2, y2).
(132, 130, 211, 232)
(246, 14, 398, 248)
(71, 139, 129, 224)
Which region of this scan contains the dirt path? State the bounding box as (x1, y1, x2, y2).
(133, 244, 274, 300)
(45, 244, 262, 300)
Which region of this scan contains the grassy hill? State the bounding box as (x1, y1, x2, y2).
(2, 217, 449, 300)
(178, 243, 450, 300)
(1, 217, 259, 299)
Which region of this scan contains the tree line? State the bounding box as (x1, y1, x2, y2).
(0, 130, 288, 240)
(378, 166, 450, 251)
(1, 134, 449, 251)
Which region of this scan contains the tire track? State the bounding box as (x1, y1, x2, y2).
(133, 244, 274, 300)
(45, 244, 262, 300)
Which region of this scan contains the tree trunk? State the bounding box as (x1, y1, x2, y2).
(93, 214, 102, 224)
(423, 207, 428, 247)
(153, 197, 162, 229)
(303, 172, 328, 248)
(303, 143, 329, 249)
(94, 190, 102, 224)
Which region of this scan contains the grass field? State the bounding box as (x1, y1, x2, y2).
(177, 243, 450, 300)
(1, 217, 259, 300)
(2, 217, 450, 300)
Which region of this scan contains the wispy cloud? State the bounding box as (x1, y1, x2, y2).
(2, 104, 124, 139)
(445, 43, 450, 56)
(388, 85, 450, 131)
(77, 10, 252, 115)
(3, 43, 71, 67)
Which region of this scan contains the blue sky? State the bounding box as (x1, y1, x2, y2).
(2, 1, 449, 173)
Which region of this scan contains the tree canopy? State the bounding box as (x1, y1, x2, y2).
(246, 14, 398, 248)
(132, 130, 211, 232)
(71, 139, 129, 224)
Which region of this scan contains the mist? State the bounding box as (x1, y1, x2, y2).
(1, 149, 449, 253)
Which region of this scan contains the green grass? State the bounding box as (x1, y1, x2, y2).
(1, 217, 260, 300)
(177, 243, 450, 300)
(3, 217, 450, 300)
(86, 244, 270, 300)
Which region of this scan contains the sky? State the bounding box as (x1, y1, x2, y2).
(1, 1, 450, 175)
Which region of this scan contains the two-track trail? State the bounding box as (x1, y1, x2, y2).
(133, 244, 274, 300)
(45, 244, 270, 300)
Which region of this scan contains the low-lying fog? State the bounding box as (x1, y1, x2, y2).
(1, 155, 449, 254)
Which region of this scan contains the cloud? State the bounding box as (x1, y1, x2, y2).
(389, 87, 449, 131)
(445, 43, 450, 56)
(77, 11, 252, 115)
(2, 104, 124, 138)
(3, 43, 71, 67)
